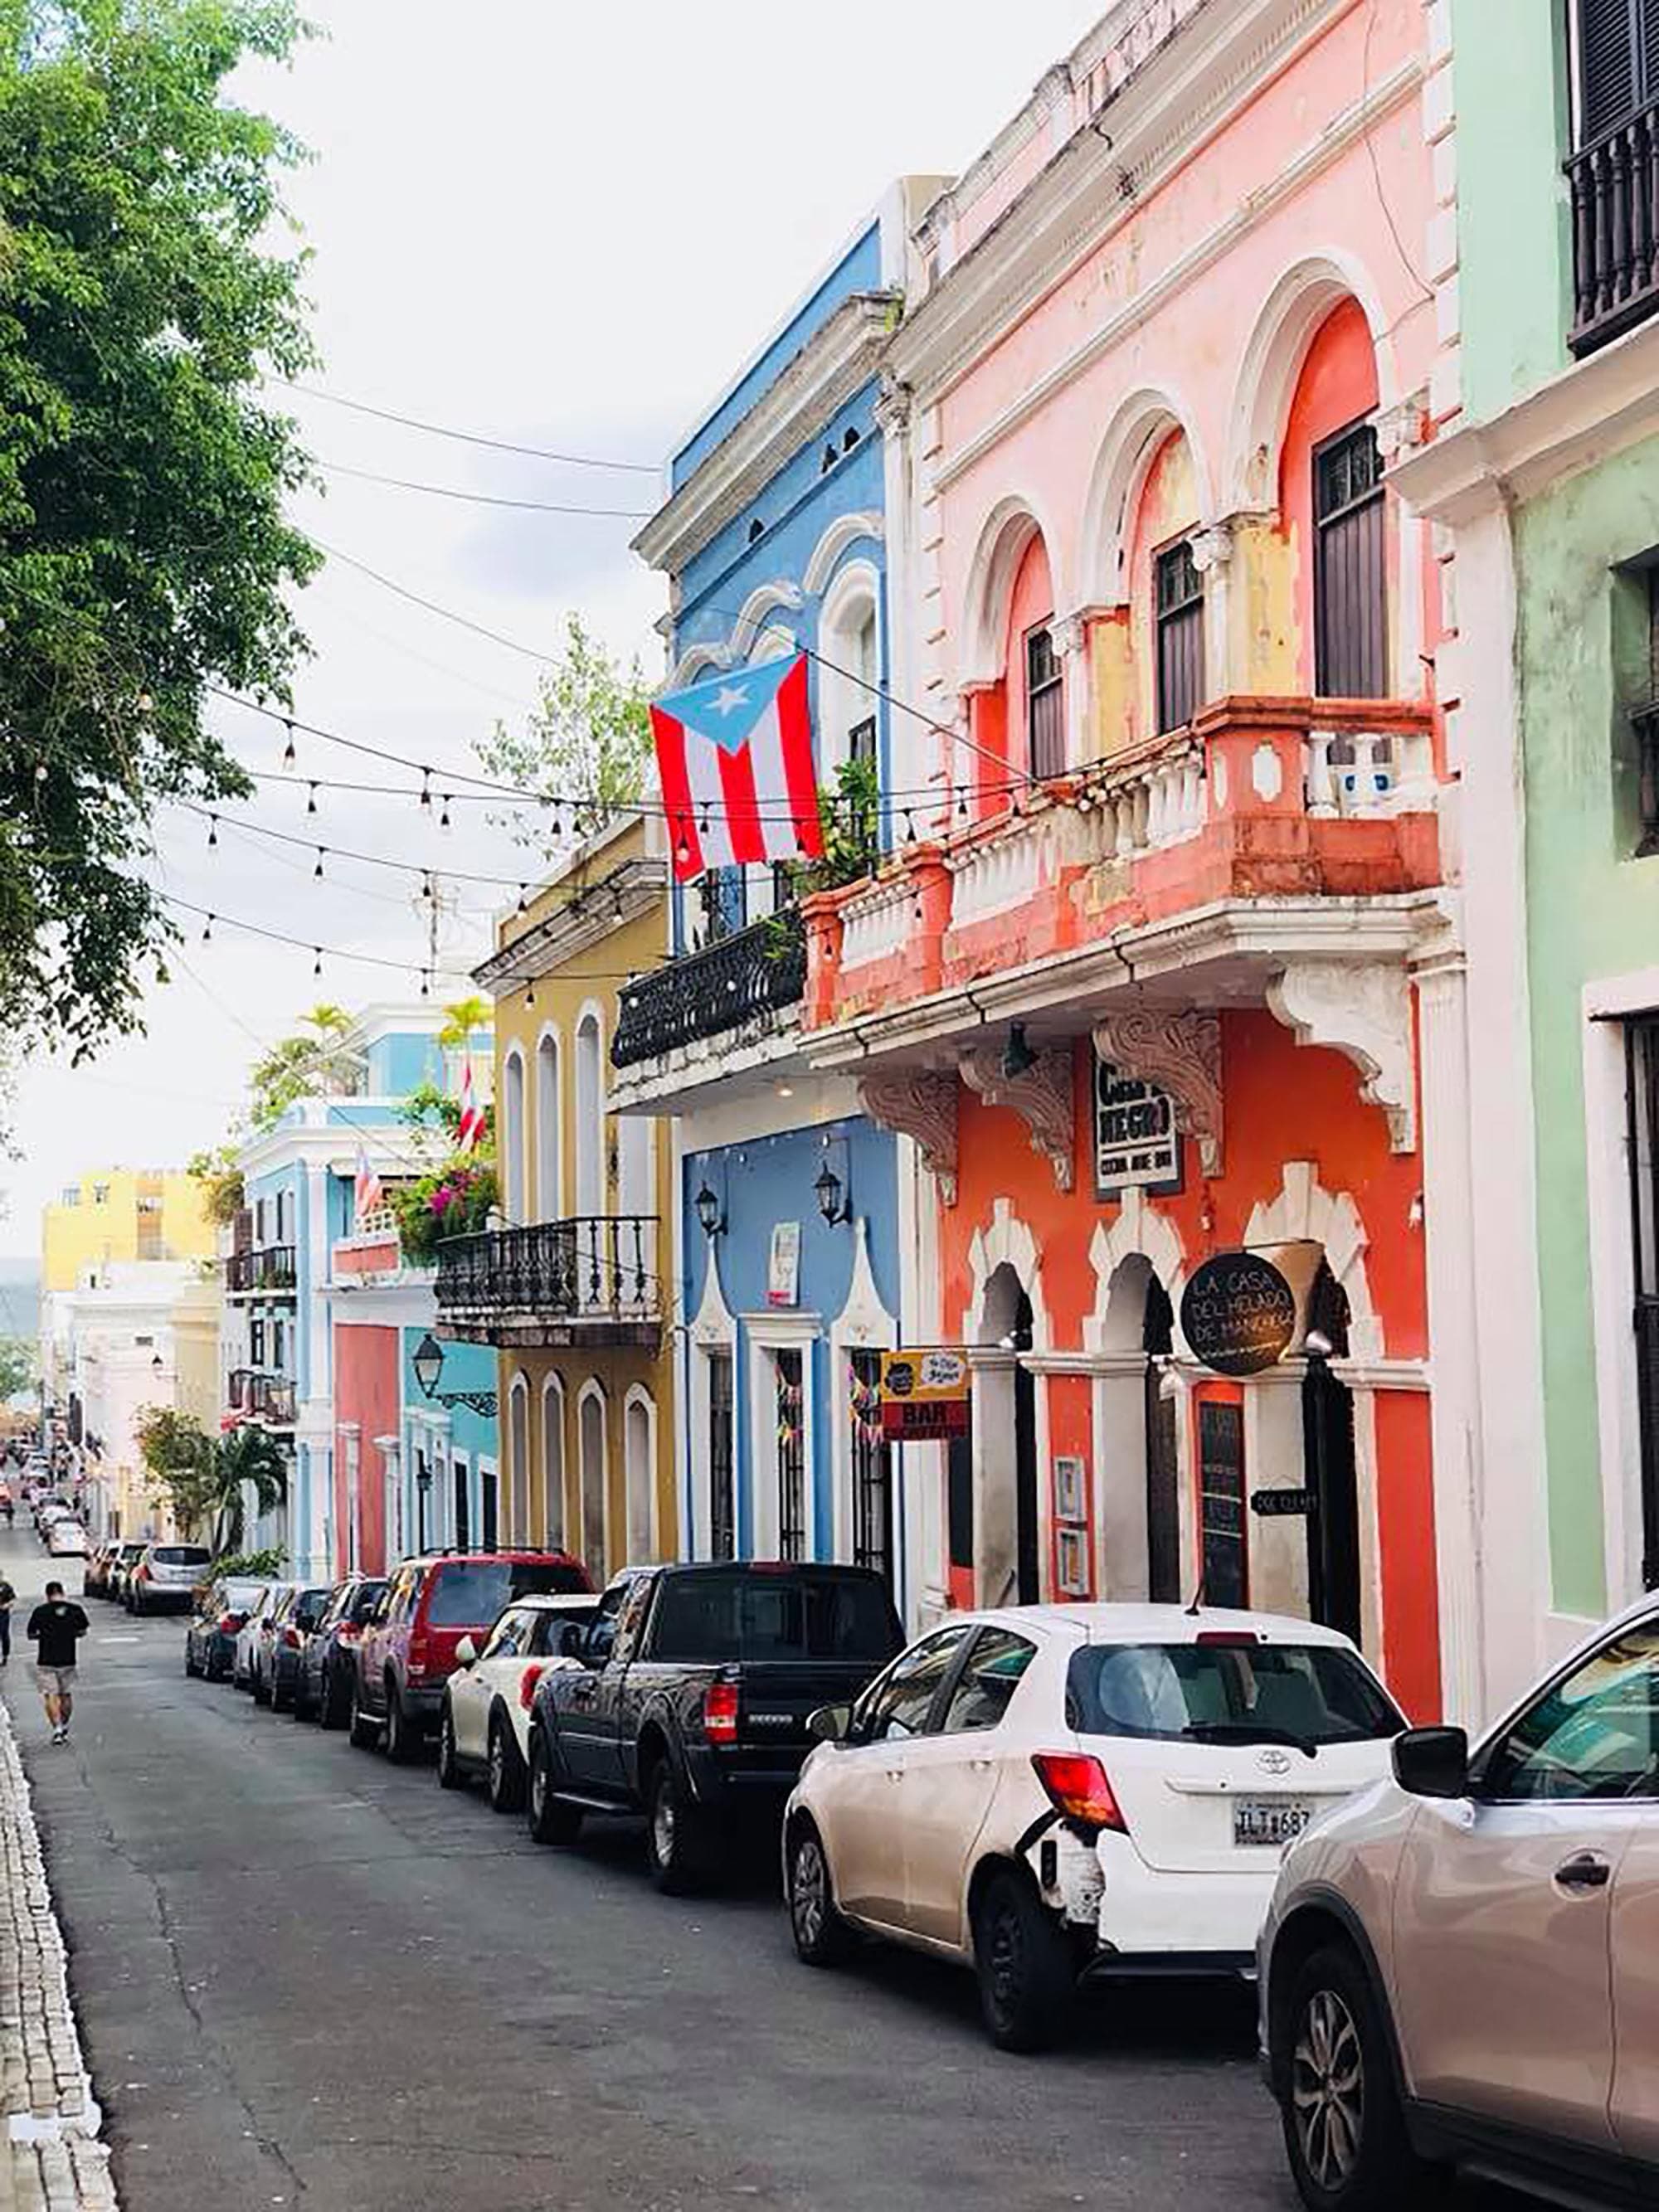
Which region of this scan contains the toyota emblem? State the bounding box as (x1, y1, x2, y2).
(1258, 1747, 1292, 1777)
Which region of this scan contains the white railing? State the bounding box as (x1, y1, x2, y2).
(948, 805, 1093, 930)
(1306, 726, 1436, 817)
(1079, 746, 1206, 859)
(839, 873, 913, 969)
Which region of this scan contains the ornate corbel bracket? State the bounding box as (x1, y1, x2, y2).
(1090, 1008, 1224, 1178)
(960, 1045, 1076, 1194)
(1266, 961, 1417, 1154)
(858, 1071, 959, 1206)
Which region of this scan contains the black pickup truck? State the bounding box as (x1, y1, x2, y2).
(523, 1560, 903, 1891)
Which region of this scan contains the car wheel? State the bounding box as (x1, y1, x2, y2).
(319, 1666, 346, 1732)
(271, 1667, 292, 1714)
(348, 1686, 382, 1751)
(787, 1820, 853, 1966)
(183, 1640, 199, 1680)
(644, 1757, 709, 1896)
(526, 1731, 582, 1845)
(487, 1713, 526, 1814)
(383, 1681, 417, 1764)
(436, 1705, 464, 1791)
(252, 1662, 272, 1708)
(1282, 1945, 1433, 2212)
(971, 1868, 1076, 2054)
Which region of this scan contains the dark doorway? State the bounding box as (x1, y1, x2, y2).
(1302, 1262, 1362, 1645)
(1143, 1276, 1181, 1602)
(708, 1349, 736, 1562)
(479, 1465, 499, 1553)
(453, 1457, 471, 1553)
(1013, 1290, 1039, 1605)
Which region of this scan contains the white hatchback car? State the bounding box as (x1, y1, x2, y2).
(46, 1518, 90, 1558)
(435, 1592, 601, 1812)
(784, 1602, 1405, 2049)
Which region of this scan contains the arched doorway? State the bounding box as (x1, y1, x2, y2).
(1143, 1274, 1180, 1602)
(980, 1261, 1039, 1606)
(577, 1383, 606, 1584)
(1302, 1261, 1361, 1645)
(624, 1389, 654, 1563)
(508, 1375, 530, 1546)
(542, 1377, 566, 1551)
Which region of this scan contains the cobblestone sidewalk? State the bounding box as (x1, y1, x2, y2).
(0, 1690, 118, 2212)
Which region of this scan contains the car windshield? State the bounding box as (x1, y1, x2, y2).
(1066, 1641, 1403, 1748)
(649, 1570, 903, 1664)
(426, 1559, 589, 1628)
(153, 1547, 211, 1566)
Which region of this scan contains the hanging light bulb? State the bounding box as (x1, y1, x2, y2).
(524, 981, 535, 1010)
(904, 809, 917, 843)
(420, 769, 432, 810)
(552, 807, 564, 840)
(313, 947, 324, 978)
(137, 692, 153, 715)
(419, 968, 430, 998)
(517, 883, 528, 914)
(440, 794, 453, 830)
(674, 814, 690, 867)
(421, 872, 434, 904)
(281, 719, 296, 771)
(307, 782, 319, 815)
(207, 814, 218, 848)
(202, 914, 214, 943)
(314, 848, 325, 879)
(33, 761, 47, 785)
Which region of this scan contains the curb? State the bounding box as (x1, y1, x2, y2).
(0, 1694, 119, 2212)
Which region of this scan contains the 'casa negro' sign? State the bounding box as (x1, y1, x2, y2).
(1180, 1251, 1297, 1378)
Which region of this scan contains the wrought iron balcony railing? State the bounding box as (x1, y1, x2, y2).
(611, 910, 805, 1069)
(226, 1244, 298, 1294)
(228, 1369, 296, 1425)
(435, 1218, 660, 1325)
(1568, 98, 1659, 356)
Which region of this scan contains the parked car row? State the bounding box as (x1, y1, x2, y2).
(85, 1540, 212, 1612)
(173, 1544, 1659, 2210)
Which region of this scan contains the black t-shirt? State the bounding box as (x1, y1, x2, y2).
(27, 1602, 88, 1668)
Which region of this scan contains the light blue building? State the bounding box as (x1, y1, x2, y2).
(613, 187, 934, 1619)
(229, 1004, 496, 1576)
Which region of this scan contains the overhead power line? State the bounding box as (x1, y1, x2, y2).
(280, 380, 660, 475)
(316, 459, 652, 518)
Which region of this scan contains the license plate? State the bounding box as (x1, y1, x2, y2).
(1233, 1798, 1313, 1848)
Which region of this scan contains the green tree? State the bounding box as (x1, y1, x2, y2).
(0, 1334, 34, 1401)
(138, 1403, 285, 1551)
(202, 1422, 288, 1555)
(247, 1003, 361, 1130)
(478, 615, 652, 858)
(186, 1142, 244, 1227)
(0, 0, 319, 1075)
(437, 995, 491, 1050)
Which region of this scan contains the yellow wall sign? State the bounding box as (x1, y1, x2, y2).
(880, 1349, 971, 1441)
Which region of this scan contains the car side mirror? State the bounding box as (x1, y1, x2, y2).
(454, 1636, 479, 1668)
(1392, 1724, 1469, 1800)
(807, 1704, 851, 1745)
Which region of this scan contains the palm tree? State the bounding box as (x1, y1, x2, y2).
(439, 995, 491, 1050)
(207, 1425, 289, 1557)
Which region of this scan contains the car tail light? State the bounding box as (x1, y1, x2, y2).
(217, 1613, 242, 1635)
(518, 1662, 546, 1712)
(337, 1622, 361, 1644)
(1194, 1630, 1262, 1647)
(406, 1625, 431, 1681)
(283, 1626, 302, 1649)
(703, 1681, 740, 1747)
(134, 1564, 149, 1582)
(1031, 1751, 1126, 1835)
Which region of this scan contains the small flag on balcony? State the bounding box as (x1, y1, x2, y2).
(651, 653, 824, 884)
(456, 1060, 486, 1151)
(353, 1143, 384, 1221)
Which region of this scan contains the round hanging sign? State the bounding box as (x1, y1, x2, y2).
(1180, 1251, 1297, 1377)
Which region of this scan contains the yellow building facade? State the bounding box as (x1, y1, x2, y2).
(42, 1169, 214, 1293)
(448, 814, 677, 1583)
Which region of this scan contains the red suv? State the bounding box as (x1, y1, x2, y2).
(350, 1550, 591, 1762)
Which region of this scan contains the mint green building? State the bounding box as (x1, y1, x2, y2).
(1398, 0, 1659, 1708)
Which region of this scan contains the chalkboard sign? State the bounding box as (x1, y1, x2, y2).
(1180, 1252, 1297, 1377)
(1198, 1399, 1247, 1608)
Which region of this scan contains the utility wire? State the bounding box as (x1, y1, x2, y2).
(315, 459, 653, 518)
(280, 381, 659, 474)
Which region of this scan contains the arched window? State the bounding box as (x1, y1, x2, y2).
(508, 1374, 530, 1546)
(1126, 429, 1204, 739)
(535, 1030, 561, 1222)
(624, 1388, 655, 1564)
(573, 1012, 604, 1310)
(1281, 298, 1385, 698)
(577, 1381, 607, 1584)
(501, 1048, 527, 1227)
(1005, 533, 1062, 780)
(816, 563, 881, 789)
(542, 1375, 567, 1551)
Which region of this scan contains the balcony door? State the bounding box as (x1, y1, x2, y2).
(534, 1032, 561, 1223)
(574, 1014, 604, 1309)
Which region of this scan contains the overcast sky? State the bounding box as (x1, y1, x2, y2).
(0, 0, 1103, 1257)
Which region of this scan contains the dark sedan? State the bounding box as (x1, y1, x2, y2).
(184, 1576, 272, 1684)
(268, 1582, 333, 1711)
(296, 1574, 387, 1727)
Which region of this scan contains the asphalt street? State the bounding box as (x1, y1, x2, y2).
(0, 1532, 1516, 2212)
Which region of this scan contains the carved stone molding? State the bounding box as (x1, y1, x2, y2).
(1266, 961, 1417, 1153)
(960, 1045, 1076, 1193)
(1374, 387, 1430, 468)
(1091, 1008, 1224, 1178)
(858, 1071, 959, 1205)
(874, 372, 912, 438)
(1190, 522, 1235, 574)
(1050, 610, 1089, 659)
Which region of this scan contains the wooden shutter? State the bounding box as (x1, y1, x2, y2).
(1581, 0, 1638, 142)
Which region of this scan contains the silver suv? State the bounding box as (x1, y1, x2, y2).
(1260, 1596, 1659, 2210)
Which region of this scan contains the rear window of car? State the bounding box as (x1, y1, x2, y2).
(649, 1571, 903, 1665)
(219, 1581, 264, 1610)
(153, 1547, 211, 1566)
(425, 1559, 589, 1627)
(1065, 1640, 1403, 1748)
(350, 1580, 387, 1622)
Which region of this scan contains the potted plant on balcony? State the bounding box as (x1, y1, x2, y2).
(764, 756, 883, 955)
(391, 1155, 500, 1266)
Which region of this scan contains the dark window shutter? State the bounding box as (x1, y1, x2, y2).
(1645, 0, 1659, 97)
(1581, 0, 1638, 142)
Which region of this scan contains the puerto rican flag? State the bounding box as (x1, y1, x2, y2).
(650, 654, 824, 884)
(353, 1142, 384, 1220)
(456, 1060, 486, 1152)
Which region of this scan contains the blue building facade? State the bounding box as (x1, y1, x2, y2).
(617, 190, 926, 1616)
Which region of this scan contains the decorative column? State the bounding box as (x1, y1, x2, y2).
(1052, 610, 1091, 773)
(1190, 522, 1235, 702)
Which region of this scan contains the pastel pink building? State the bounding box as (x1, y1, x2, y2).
(800, 0, 1491, 1719)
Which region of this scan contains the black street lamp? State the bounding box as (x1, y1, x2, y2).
(814, 1159, 849, 1227)
(411, 1330, 499, 1419)
(694, 1182, 724, 1239)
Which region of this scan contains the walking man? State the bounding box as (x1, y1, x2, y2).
(0, 1573, 13, 1665)
(27, 1581, 88, 1743)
